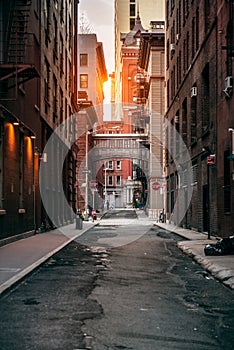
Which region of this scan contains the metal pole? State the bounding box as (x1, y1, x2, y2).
(105, 168, 107, 207)
(84, 129, 89, 220)
(103, 167, 109, 209)
(207, 163, 210, 239)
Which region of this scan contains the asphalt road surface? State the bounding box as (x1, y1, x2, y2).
(0, 210, 233, 350)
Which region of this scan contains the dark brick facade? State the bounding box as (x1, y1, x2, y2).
(0, 1, 79, 238)
(165, 0, 234, 237)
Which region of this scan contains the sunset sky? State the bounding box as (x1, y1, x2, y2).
(79, 0, 114, 69)
(79, 0, 115, 106)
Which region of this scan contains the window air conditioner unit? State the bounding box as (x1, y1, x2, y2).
(225, 76, 233, 89)
(191, 87, 197, 97)
(170, 43, 175, 52)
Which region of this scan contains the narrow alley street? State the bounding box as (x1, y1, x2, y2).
(0, 211, 233, 349)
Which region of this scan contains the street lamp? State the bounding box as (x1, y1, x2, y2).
(104, 167, 108, 209)
(84, 129, 91, 221)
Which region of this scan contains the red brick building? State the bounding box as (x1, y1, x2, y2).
(165, 0, 234, 237)
(0, 0, 79, 238)
(92, 121, 134, 209)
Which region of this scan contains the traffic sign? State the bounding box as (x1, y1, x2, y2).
(89, 180, 97, 188)
(152, 182, 160, 191)
(207, 154, 216, 165)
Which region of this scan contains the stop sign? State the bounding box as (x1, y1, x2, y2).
(152, 182, 160, 191)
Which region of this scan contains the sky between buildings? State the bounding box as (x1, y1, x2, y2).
(79, 0, 115, 107)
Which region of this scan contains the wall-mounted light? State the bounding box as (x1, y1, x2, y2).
(39, 153, 47, 163)
(30, 135, 36, 139)
(228, 128, 234, 154)
(13, 121, 20, 126)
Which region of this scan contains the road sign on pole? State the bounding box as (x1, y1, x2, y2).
(151, 182, 160, 191)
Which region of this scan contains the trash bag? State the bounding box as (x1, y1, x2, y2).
(204, 235, 234, 256)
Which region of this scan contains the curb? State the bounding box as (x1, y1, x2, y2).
(177, 242, 234, 290)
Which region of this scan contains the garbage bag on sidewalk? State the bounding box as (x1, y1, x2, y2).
(204, 235, 234, 256)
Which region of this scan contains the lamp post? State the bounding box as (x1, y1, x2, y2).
(104, 167, 108, 209)
(84, 129, 90, 221)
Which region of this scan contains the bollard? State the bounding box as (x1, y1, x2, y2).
(76, 210, 83, 230)
(76, 215, 83, 229)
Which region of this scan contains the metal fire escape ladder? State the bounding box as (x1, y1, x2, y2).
(0, 0, 39, 98)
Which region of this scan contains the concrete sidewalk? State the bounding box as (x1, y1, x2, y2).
(0, 220, 97, 295)
(156, 222, 234, 290)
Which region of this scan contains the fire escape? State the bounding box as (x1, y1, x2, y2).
(0, 0, 39, 100)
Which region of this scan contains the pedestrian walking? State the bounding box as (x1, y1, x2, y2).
(92, 209, 97, 221)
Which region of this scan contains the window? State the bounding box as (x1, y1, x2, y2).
(53, 15, 58, 63)
(182, 98, 187, 144)
(202, 64, 210, 132)
(192, 17, 195, 58)
(176, 8, 180, 36)
(80, 53, 88, 66)
(44, 59, 50, 114)
(191, 164, 198, 185)
(196, 8, 199, 51)
(116, 176, 121, 186)
(191, 87, 197, 143)
(183, 0, 186, 25)
(59, 88, 63, 124)
(171, 20, 175, 45)
(53, 75, 57, 123)
(130, 4, 135, 16)
(204, 0, 210, 33)
(183, 38, 187, 73)
(166, 39, 169, 69)
(59, 35, 64, 77)
(60, 0, 64, 24)
(80, 74, 88, 88)
(108, 160, 113, 169)
(178, 1, 181, 34)
(116, 160, 121, 170)
(171, 0, 175, 15)
(226, 21, 233, 76)
(186, 31, 189, 69)
(175, 111, 180, 154)
(171, 68, 175, 99)
(44, 0, 50, 33)
(130, 18, 135, 30)
(108, 176, 113, 186)
(165, 127, 169, 165)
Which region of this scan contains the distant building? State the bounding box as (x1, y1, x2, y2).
(78, 34, 108, 123)
(119, 12, 149, 208)
(91, 121, 148, 209)
(165, 0, 234, 237)
(114, 0, 165, 120)
(93, 121, 131, 209)
(138, 21, 165, 219)
(76, 33, 108, 210)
